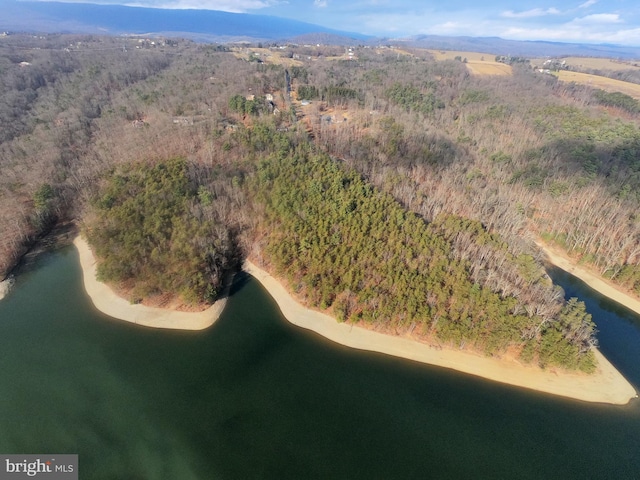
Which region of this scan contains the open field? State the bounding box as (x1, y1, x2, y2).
(426, 49, 512, 76)
(554, 70, 640, 99)
(533, 56, 640, 72)
(386, 47, 415, 57)
(325, 53, 357, 61)
(427, 50, 494, 62)
(231, 47, 303, 67)
(466, 61, 512, 76)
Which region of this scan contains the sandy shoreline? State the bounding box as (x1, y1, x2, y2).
(536, 242, 640, 317)
(0, 278, 12, 301)
(244, 260, 637, 405)
(73, 233, 637, 404)
(74, 236, 227, 330)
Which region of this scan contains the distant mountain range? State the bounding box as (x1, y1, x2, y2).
(397, 35, 640, 59)
(0, 1, 370, 42)
(2, 1, 640, 58)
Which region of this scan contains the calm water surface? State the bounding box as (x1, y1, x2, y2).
(0, 248, 639, 479)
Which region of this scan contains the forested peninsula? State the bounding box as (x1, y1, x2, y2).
(1, 35, 639, 380)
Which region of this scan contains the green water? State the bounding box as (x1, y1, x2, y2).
(1, 247, 640, 479)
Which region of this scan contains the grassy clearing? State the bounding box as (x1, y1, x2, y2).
(554, 70, 640, 99)
(386, 47, 414, 57)
(533, 57, 640, 72)
(231, 47, 303, 67)
(427, 49, 512, 76)
(466, 62, 512, 76)
(325, 53, 357, 61)
(427, 50, 494, 62)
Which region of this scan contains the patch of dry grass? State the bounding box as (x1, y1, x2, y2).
(427, 50, 494, 62)
(230, 47, 303, 67)
(426, 49, 511, 76)
(466, 62, 512, 76)
(533, 57, 640, 72)
(554, 71, 640, 99)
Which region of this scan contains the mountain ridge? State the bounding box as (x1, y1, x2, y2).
(1, 0, 639, 58)
(0, 1, 370, 41)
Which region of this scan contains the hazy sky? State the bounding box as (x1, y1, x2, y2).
(28, 0, 640, 45)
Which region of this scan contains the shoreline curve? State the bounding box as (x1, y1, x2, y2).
(244, 260, 637, 405)
(73, 233, 637, 404)
(74, 236, 227, 330)
(536, 241, 640, 317)
(0, 278, 11, 301)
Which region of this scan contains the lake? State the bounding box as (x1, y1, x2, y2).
(0, 247, 639, 479)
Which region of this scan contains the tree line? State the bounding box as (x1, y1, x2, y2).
(84, 158, 241, 305)
(1, 35, 631, 372)
(249, 129, 596, 371)
(296, 48, 640, 297)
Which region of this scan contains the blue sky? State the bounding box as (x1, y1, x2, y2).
(27, 0, 640, 45)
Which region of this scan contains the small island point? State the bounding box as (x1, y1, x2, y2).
(75, 236, 228, 330)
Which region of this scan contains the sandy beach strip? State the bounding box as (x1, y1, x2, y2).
(0, 278, 12, 301)
(73, 232, 637, 404)
(537, 242, 640, 317)
(74, 236, 227, 330)
(244, 260, 637, 405)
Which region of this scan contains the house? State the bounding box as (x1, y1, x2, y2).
(265, 93, 274, 101)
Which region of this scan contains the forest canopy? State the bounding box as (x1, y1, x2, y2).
(2, 34, 638, 373)
(85, 158, 240, 305)
(251, 135, 596, 372)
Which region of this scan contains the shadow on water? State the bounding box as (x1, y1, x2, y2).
(547, 265, 640, 389)
(1, 247, 640, 479)
(229, 270, 252, 296)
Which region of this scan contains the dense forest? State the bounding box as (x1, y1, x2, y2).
(294, 50, 640, 297)
(251, 134, 595, 370)
(1, 34, 638, 371)
(84, 158, 241, 305)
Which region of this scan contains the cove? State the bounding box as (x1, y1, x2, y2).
(0, 246, 639, 479)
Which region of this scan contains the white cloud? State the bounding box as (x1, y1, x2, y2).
(501, 24, 640, 46)
(124, 0, 278, 11)
(318, 2, 640, 46)
(437, 21, 459, 31)
(600, 28, 640, 44)
(357, 12, 426, 34)
(314, 0, 327, 7)
(579, 0, 597, 8)
(571, 13, 622, 24)
(501, 8, 561, 19)
(428, 21, 468, 35)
